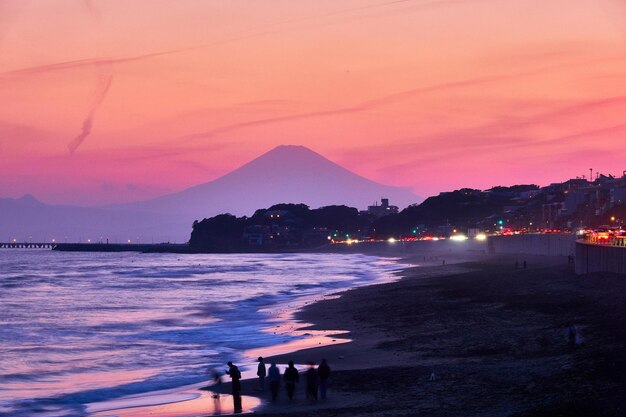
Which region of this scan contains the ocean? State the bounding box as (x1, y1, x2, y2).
(0, 250, 401, 417)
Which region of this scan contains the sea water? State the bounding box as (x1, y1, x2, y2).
(0, 250, 400, 417)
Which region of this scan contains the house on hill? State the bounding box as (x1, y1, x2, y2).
(364, 198, 399, 218)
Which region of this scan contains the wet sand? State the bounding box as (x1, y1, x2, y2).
(88, 250, 626, 416)
(256, 254, 626, 416)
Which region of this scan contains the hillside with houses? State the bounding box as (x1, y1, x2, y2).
(189, 173, 626, 249)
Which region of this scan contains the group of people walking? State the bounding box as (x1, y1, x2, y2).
(264, 357, 331, 402)
(222, 356, 331, 409)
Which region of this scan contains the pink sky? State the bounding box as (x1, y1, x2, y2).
(1, 0, 625, 205)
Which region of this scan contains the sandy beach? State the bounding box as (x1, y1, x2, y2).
(254, 253, 626, 417)
(88, 249, 626, 417)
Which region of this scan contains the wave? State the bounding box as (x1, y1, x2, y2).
(0, 252, 404, 417)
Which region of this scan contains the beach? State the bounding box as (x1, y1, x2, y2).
(0, 251, 402, 417)
(77, 249, 626, 416)
(254, 253, 626, 417)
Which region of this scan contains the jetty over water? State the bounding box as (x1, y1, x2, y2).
(0, 242, 190, 253)
(53, 243, 190, 253)
(0, 242, 55, 249)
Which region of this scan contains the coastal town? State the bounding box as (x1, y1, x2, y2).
(189, 172, 626, 250)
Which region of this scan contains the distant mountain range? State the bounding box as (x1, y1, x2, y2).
(0, 145, 418, 242)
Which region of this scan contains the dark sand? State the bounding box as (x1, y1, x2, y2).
(255, 254, 626, 416)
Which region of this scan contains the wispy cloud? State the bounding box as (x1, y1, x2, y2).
(529, 123, 626, 150)
(379, 122, 626, 176)
(0, 0, 467, 80)
(335, 95, 626, 174)
(180, 59, 625, 141)
(67, 66, 113, 154)
(0, 51, 177, 79)
(82, 0, 101, 20)
(65, 0, 115, 154)
(54, 140, 233, 165)
(182, 107, 365, 140)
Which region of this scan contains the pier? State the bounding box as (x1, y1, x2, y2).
(0, 242, 55, 249)
(0, 242, 190, 253)
(52, 243, 190, 253)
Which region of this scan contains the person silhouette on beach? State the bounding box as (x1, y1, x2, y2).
(268, 362, 281, 401)
(225, 361, 242, 413)
(225, 362, 242, 393)
(568, 325, 576, 348)
(306, 362, 319, 401)
(208, 368, 224, 414)
(317, 359, 331, 399)
(283, 360, 299, 401)
(211, 370, 223, 398)
(257, 356, 267, 391)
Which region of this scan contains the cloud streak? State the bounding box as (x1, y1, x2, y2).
(82, 0, 100, 20)
(68, 65, 113, 154)
(0, 0, 464, 80)
(334, 96, 626, 175)
(181, 59, 625, 141)
(65, 0, 114, 154)
(370, 122, 626, 189)
(0, 50, 180, 79)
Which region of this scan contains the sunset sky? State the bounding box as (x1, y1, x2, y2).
(1, 0, 625, 206)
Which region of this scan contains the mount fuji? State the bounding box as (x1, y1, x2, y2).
(1, 146, 418, 242)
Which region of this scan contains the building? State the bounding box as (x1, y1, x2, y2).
(612, 187, 626, 206)
(366, 198, 399, 218)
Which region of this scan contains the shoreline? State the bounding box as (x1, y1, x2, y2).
(88, 249, 626, 417)
(253, 256, 484, 415)
(262, 260, 475, 365)
(85, 251, 418, 417)
(255, 253, 626, 417)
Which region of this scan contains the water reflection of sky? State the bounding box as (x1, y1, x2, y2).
(0, 250, 403, 417)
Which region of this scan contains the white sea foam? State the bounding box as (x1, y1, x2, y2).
(0, 250, 403, 417)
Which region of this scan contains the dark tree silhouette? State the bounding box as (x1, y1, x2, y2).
(190, 214, 247, 251)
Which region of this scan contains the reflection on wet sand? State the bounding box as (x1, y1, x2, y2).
(247, 293, 350, 361)
(88, 389, 261, 417)
(247, 330, 349, 360)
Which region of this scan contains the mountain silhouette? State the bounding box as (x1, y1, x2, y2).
(129, 145, 417, 217)
(0, 194, 174, 243)
(1, 145, 418, 242)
